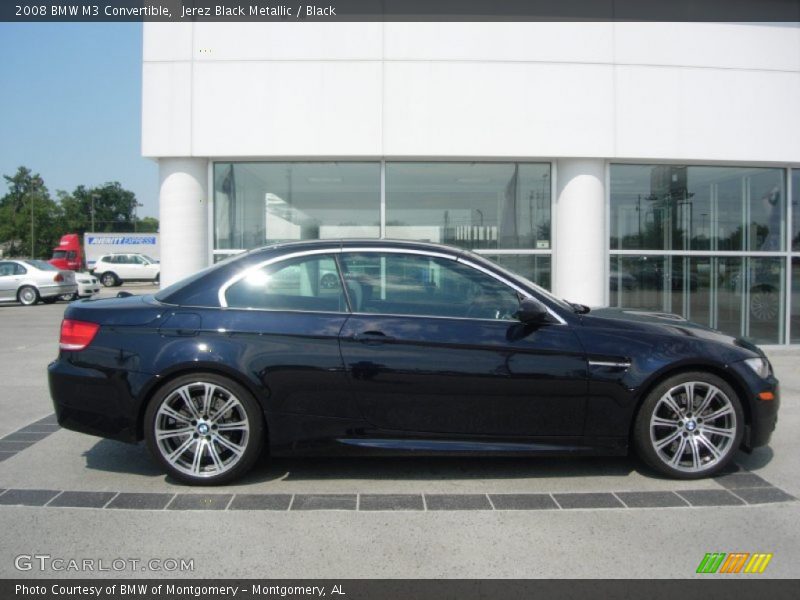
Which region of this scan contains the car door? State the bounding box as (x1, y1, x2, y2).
(218, 252, 358, 423)
(338, 251, 588, 438)
(0, 261, 20, 301)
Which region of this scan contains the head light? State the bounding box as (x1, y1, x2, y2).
(744, 357, 770, 378)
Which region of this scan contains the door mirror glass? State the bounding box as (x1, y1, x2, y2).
(515, 297, 549, 323)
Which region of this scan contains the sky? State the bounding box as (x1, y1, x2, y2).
(0, 22, 158, 218)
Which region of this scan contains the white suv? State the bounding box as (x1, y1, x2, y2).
(93, 254, 160, 287)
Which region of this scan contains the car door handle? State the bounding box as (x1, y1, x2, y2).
(353, 331, 395, 344)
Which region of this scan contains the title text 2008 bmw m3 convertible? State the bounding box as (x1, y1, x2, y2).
(48, 240, 779, 485)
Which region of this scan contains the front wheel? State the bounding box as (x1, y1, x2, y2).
(633, 372, 743, 479)
(144, 373, 265, 485)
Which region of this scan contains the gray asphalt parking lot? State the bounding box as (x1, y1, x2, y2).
(0, 284, 798, 578)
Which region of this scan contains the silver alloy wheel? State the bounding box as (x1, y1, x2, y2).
(649, 381, 737, 473)
(101, 273, 116, 287)
(154, 382, 250, 479)
(18, 286, 38, 305)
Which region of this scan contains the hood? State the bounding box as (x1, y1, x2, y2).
(582, 307, 763, 357)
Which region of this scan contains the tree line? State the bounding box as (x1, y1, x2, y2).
(0, 166, 159, 258)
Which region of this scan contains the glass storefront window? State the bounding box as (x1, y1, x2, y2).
(213, 162, 380, 250)
(486, 255, 552, 291)
(793, 169, 800, 252)
(610, 165, 785, 252)
(792, 257, 800, 343)
(385, 162, 551, 251)
(610, 254, 784, 344)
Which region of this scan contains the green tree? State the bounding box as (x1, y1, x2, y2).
(0, 167, 64, 258)
(136, 216, 160, 233)
(60, 182, 143, 234)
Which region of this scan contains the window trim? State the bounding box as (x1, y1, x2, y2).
(218, 246, 567, 325)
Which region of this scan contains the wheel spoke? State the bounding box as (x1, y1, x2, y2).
(216, 420, 248, 432)
(156, 427, 193, 441)
(191, 439, 206, 474)
(177, 387, 201, 420)
(201, 384, 216, 417)
(655, 429, 682, 450)
(696, 434, 722, 460)
(668, 436, 688, 466)
(651, 416, 680, 428)
(694, 386, 719, 416)
(661, 394, 684, 419)
(208, 441, 225, 471)
(158, 406, 191, 425)
(166, 436, 196, 464)
(701, 424, 735, 439)
(683, 383, 695, 410)
(214, 434, 244, 457)
(210, 397, 238, 423)
(703, 405, 733, 422)
(687, 436, 701, 469)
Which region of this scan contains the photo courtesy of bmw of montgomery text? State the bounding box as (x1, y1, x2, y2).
(48, 240, 779, 485)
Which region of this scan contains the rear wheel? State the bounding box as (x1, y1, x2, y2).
(100, 272, 118, 287)
(17, 286, 39, 306)
(144, 373, 265, 485)
(633, 371, 743, 479)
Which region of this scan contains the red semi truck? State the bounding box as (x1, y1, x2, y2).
(49, 234, 84, 271)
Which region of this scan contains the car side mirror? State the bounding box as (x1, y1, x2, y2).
(515, 297, 549, 324)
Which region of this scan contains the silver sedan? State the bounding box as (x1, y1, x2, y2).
(0, 259, 77, 305)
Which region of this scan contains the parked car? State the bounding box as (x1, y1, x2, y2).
(92, 253, 160, 287)
(49, 240, 779, 485)
(0, 259, 77, 306)
(74, 273, 100, 299)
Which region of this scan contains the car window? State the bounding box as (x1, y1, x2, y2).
(131, 255, 146, 264)
(14, 263, 27, 275)
(0, 262, 15, 277)
(339, 252, 520, 320)
(224, 254, 347, 312)
(52, 250, 67, 259)
(23, 260, 57, 271)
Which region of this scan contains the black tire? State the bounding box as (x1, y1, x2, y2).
(101, 272, 118, 287)
(633, 371, 743, 479)
(17, 285, 39, 306)
(144, 373, 265, 486)
(41, 297, 59, 304)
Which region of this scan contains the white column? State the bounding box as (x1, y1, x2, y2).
(553, 158, 607, 307)
(158, 158, 209, 287)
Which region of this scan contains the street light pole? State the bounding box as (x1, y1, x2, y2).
(30, 191, 34, 258)
(91, 193, 98, 232)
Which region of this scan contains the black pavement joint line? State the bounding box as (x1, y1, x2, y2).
(713, 472, 774, 489)
(0, 489, 61, 506)
(47, 491, 118, 508)
(730, 487, 797, 505)
(291, 494, 358, 510)
(424, 494, 493, 510)
(489, 493, 560, 510)
(228, 494, 293, 510)
(676, 489, 746, 506)
(167, 494, 234, 510)
(615, 491, 690, 508)
(553, 493, 625, 509)
(359, 494, 425, 511)
(106, 493, 175, 510)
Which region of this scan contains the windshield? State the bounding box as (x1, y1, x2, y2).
(24, 260, 58, 271)
(51, 250, 67, 259)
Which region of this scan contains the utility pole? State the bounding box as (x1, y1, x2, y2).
(91, 193, 98, 232)
(30, 192, 34, 258)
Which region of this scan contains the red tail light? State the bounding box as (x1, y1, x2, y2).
(59, 319, 100, 351)
(54, 273, 64, 282)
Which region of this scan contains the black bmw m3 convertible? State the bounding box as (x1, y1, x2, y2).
(49, 239, 779, 485)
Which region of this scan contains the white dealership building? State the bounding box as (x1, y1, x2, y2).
(142, 21, 800, 344)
